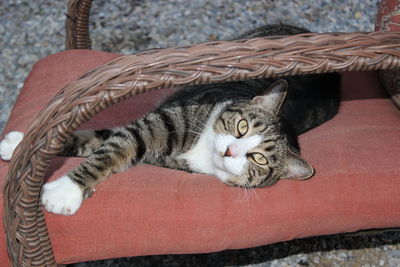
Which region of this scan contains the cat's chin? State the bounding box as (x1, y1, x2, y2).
(213, 169, 248, 188)
(213, 168, 233, 183)
(213, 154, 246, 174)
(212, 152, 247, 183)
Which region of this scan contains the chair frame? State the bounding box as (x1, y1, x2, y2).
(3, 0, 400, 266)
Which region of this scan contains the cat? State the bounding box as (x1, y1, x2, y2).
(0, 24, 340, 215)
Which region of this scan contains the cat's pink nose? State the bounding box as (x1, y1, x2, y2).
(224, 148, 232, 157)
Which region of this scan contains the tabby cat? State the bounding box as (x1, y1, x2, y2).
(0, 25, 340, 215)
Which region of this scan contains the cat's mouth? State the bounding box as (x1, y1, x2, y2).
(213, 133, 262, 179)
(212, 149, 246, 177)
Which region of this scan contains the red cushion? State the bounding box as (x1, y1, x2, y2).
(1, 50, 400, 265)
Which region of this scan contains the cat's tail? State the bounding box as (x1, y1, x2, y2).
(59, 129, 112, 157)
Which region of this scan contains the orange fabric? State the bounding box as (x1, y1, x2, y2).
(1, 50, 400, 265)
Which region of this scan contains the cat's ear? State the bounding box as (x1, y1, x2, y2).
(280, 149, 314, 180)
(251, 79, 288, 115)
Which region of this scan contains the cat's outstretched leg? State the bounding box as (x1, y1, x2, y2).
(59, 129, 112, 157)
(42, 108, 188, 215)
(0, 131, 24, 161)
(0, 129, 111, 161)
(0, 129, 114, 215)
(42, 125, 148, 215)
(41, 175, 84, 216)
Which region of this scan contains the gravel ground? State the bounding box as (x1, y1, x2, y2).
(1, 0, 400, 266)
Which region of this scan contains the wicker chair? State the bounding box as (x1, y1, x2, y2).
(2, 0, 400, 266)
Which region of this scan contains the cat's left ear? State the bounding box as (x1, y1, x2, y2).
(251, 79, 288, 115)
(280, 149, 314, 180)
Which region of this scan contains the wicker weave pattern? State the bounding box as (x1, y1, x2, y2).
(2, 31, 400, 266)
(66, 0, 93, 49)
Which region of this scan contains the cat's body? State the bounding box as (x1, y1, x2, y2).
(0, 25, 340, 215)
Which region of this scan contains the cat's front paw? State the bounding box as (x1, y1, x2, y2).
(41, 175, 83, 216)
(0, 131, 24, 161)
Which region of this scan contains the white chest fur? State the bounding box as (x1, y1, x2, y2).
(178, 102, 229, 175)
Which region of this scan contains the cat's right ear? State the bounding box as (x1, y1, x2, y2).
(280, 149, 314, 180)
(250, 79, 288, 115)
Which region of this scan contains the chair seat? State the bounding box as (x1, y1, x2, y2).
(1, 50, 400, 265)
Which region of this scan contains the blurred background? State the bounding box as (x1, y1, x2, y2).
(1, 0, 399, 266)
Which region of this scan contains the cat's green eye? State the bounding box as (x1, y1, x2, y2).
(251, 153, 268, 165)
(237, 119, 248, 137)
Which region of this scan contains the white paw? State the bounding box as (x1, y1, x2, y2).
(0, 131, 24, 161)
(41, 175, 83, 216)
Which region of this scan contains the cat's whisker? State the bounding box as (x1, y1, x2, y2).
(173, 121, 206, 136)
(244, 185, 252, 218)
(165, 123, 203, 136)
(186, 117, 208, 130)
(167, 129, 202, 136)
(250, 186, 262, 204)
(236, 184, 248, 204)
(187, 101, 213, 116)
(235, 185, 243, 203)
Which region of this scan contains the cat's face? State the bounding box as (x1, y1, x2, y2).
(213, 103, 284, 187)
(211, 80, 314, 188)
